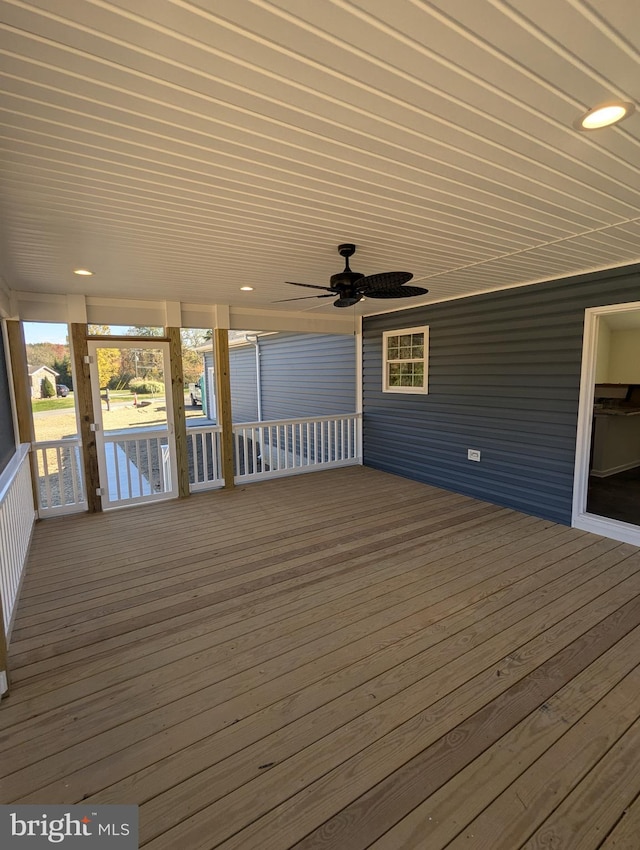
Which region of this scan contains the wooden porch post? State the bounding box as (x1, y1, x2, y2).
(214, 329, 235, 489)
(167, 327, 190, 498)
(6, 321, 38, 511)
(70, 323, 101, 513)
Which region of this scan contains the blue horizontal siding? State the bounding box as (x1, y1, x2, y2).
(204, 333, 356, 423)
(230, 347, 259, 423)
(362, 263, 640, 524)
(259, 332, 356, 420)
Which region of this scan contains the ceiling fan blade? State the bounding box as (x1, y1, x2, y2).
(273, 294, 335, 302)
(285, 281, 333, 291)
(364, 285, 429, 299)
(358, 271, 413, 290)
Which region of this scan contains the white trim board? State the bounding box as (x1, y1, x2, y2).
(572, 301, 640, 546)
(590, 461, 640, 479)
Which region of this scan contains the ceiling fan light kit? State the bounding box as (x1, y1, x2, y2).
(278, 244, 428, 308)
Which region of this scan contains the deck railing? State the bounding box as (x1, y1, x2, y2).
(0, 444, 36, 694)
(187, 414, 361, 490)
(187, 424, 223, 492)
(234, 413, 361, 483)
(103, 428, 171, 503)
(32, 438, 86, 516)
(33, 415, 362, 503)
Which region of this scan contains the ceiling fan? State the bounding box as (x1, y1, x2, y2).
(276, 243, 428, 308)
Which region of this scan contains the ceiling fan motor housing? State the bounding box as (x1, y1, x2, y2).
(330, 270, 364, 288)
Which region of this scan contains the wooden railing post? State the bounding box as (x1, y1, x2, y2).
(214, 329, 235, 489)
(6, 320, 38, 511)
(70, 323, 101, 512)
(167, 327, 190, 498)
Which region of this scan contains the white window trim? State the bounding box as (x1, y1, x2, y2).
(382, 326, 429, 394)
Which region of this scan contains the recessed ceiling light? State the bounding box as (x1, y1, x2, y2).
(577, 101, 634, 130)
(73, 268, 93, 276)
(240, 286, 254, 291)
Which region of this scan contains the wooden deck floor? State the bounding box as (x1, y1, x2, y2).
(2, 466, 640, 849)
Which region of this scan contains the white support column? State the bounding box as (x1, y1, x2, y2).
(165, 300, 182, 328)
(66, 294, 87, 324)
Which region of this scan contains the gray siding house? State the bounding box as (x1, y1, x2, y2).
(200, 331, 356, 423)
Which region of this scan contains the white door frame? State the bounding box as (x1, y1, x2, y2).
(87, 340, 179, 509)
(572, 300, 640, 545)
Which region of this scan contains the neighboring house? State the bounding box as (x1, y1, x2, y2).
(27, 364, 59, 398)
(198, 331, 356, 423)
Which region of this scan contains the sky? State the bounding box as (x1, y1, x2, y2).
(23, 322, 70, 345)
(23, 323, 136, 345)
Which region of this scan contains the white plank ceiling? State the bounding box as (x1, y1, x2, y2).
(0, 0, 638, 316)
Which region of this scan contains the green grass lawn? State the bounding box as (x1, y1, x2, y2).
(31, 395, 75, 412)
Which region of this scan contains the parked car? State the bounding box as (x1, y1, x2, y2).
(56, 384, 70, 397)
(188, 377, 203, 406)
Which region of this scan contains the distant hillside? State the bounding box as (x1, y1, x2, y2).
(25, 341, 69, 368)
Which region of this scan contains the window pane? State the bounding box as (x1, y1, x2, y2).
(387, 339, 401, 360)
(384, 327, 427, 392)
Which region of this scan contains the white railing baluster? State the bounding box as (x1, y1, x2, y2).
(42, 449, 52, 510)
(251, 426, 258, 474)
(228, 414, 360, 484)
(198, 433, 205, 485)
(33, 438, 86, 516)
(186, 415, 360, 491)
(0, 446, 35, 656)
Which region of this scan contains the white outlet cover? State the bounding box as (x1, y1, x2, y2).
(468, 449, 481, 462)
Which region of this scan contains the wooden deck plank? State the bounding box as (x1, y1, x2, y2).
(368, 627, 640, 850)
(19, 485, 465, 591)
(520, 715, 640, 849)
(142, 575, 640, 850)
(1, 518, 574, 726)
(600, 792, 640, 849)
(8, 511, 536, 691)
(9, 501, 500, 653)
(10, 508, 532, 684)
(4, 527, 614, 786)
(443, 663, 640, 848)
(76, 540, 630, 816)
(11, 496, 498, 631)
(1, 467, 639, 850)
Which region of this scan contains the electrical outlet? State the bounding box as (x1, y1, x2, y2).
(468, 449, 481, 462)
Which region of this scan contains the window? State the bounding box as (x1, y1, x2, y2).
(383, 326, 429, 394)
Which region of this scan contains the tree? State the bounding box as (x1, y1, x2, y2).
(26, 341, 67, 369)
(180, 328, 211, 384)
(96, 347, 121, 388)
(127, 325, 163, 337)
(40, 375, 55, 398)
(53, 355, 73, 389)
